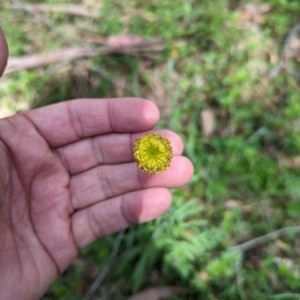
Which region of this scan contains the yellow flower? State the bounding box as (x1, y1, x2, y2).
(133, 133, 173, 174)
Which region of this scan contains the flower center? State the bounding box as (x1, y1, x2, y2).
(148, 143, 163, 158)
(133, 133, 173, 174)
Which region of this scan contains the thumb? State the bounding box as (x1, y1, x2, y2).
(0, 28, 8, 78)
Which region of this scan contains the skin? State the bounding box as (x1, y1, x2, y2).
(0, 29, 194, 300)
(0, 28, 8, 77)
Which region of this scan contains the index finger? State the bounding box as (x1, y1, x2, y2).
(25, 98, 160, 147)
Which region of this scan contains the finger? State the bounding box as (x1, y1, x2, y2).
(55, 129, 184, 175)
(70, 156, 193, 210)
(25, 98, 160, 148)
(0, 28, 8, 77)
(72, 187, 172, 249)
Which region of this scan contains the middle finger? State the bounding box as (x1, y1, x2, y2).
(70, 156, 193, 210)
(55, 129, 183, 175)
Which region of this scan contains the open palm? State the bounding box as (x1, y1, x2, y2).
(0, 98, 193, 300)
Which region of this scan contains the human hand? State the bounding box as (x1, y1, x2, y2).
(0, 30, 193, 300)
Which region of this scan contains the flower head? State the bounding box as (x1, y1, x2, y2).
(133, 133, 173, 175)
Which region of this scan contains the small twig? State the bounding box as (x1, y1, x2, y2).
(233, 226, 300, 252)
(269, 22, 300, 79)
(268, 63, 282, 79)
(10, 0, 66, 39)
(72, 257, 100, 279)
(89, 65, 134, 93)
(281, 23, 300, 80)
(82, 230, 125, 300)
(235, 255, 247, 300)
(281, 23, 300, 59)
(127, 286, 186, 300)
(102, 38, 164, 53)
(97, 281, 123, 300)
(271, 293, 300, 299)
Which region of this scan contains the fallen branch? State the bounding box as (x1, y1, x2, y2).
(3, 3, 99, 18)
(4, 38, 164, 75)
(233, 226, 300, 252)
(5, 48, 98, 74)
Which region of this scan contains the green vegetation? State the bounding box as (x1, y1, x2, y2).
(2, 0, 300, 299)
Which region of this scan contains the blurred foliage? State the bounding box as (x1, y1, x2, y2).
(2, 0, 300, 299)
